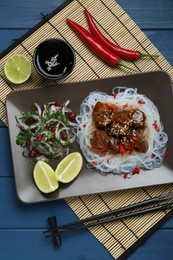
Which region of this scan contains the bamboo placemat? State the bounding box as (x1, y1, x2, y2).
(1, 0, 173, 259)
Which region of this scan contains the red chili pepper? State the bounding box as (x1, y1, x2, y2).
(123, 103, 128, 108)
(130, 141, 135, 149)
(94, 129, 100, 135)
(106, 103, 116, 110)
(100, 144, 107, 151)
(123, 173, 128, 179)
(132, 167, 140, 175)
(129, 141, 135, 155)
(152, 120, 160, 131)
(100, 151, 106, 157)
(129, 149, 133, 155)
(92, 161, 98, 166)
(66, 18, 136, 71)
(164, 151, 168, 157)
(84, 9, 159, 61)
(138, 100, 146, 105)
(119, 143, 125, 155)
(113, 92, 117, 99)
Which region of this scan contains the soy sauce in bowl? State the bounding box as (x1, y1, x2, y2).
(33, 39, 75, 80)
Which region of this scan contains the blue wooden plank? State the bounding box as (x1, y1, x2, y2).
(145, 31, 173, 66)
(0, 128, 13, 176)
(0, 229, 112, 260)
(0, 0, 66, 28)
(162, 217, 173, 229)
(1, 229, 173, 260)
(0, 179, 112, 259)
(0, 120, 6, 126)
(129, 230, 173, 260)
(0, 30, 28, 54)
(116, 0, 173, 29)
(0, 0, 173, 29)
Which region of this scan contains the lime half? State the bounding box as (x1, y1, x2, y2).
(33, 161, 59, 193)
(4, 54, 31, 84)
(55, 152, 83, 183)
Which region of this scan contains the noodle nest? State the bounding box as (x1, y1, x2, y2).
(74, 87, 168, 176)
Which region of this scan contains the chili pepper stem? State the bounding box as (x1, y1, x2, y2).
(118, 61, 137, 72)
(139, 53, 159, 59)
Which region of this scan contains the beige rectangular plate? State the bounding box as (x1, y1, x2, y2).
(6, 71, 173, 203)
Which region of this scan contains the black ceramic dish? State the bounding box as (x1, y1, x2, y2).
(6, 71, 173, 203)
(33, 38, 75, 80)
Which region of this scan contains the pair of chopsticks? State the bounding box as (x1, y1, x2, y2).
(44, 192, 173, 246)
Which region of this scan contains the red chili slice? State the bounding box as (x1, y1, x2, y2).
(113, 92, 117, 99)
(106, 103, 116, 110)
(119, 143, 125, 155)
(92, 161, 98, 166)
(138, 100, 146, 105)
(152, 120, 160, 131)
(132, 167, 140, 175)
(100, 151, 106, 157)
(164, 151, 168, 157)
(123, 103, 128, 108)
(123, 173, 128, 179)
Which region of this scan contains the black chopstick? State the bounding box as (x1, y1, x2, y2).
(44, 192, 173, 244)
(44, 191, 173, 232)
(46, 201, 173, 236)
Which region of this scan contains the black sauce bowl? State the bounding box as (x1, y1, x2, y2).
(33, 39, 75, 80)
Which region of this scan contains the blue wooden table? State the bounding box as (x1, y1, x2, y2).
(0, 0, 173, 259)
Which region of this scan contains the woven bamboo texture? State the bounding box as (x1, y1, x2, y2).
(1, 0, 173, 259)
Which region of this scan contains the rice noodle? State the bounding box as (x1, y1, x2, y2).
(74, 87, 168, 176)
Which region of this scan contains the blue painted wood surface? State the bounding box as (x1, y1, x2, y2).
(0, 0, 173, 259)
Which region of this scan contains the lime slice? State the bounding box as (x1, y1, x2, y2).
(33, 161, 59, 193)
(55, 152, 83, 183)
(4, 54, 31, 84)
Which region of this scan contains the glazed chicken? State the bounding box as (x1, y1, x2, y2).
(90, 101, 148, 154)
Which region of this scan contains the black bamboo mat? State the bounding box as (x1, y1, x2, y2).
(1, 0, 173, 259)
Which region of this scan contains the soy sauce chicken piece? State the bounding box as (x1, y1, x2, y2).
(133, 131, 148, 153)
(107, 121, 130, 137)
(92, 102, 113, 129)
(90, 130, 119, 153)
(90, 130, 110, 151)
(106, 110, 132, 137)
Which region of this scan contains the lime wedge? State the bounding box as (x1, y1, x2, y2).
(4, 54, 31, 84)
(55, 152, 83, 183)
(33, 161, 59, 193)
